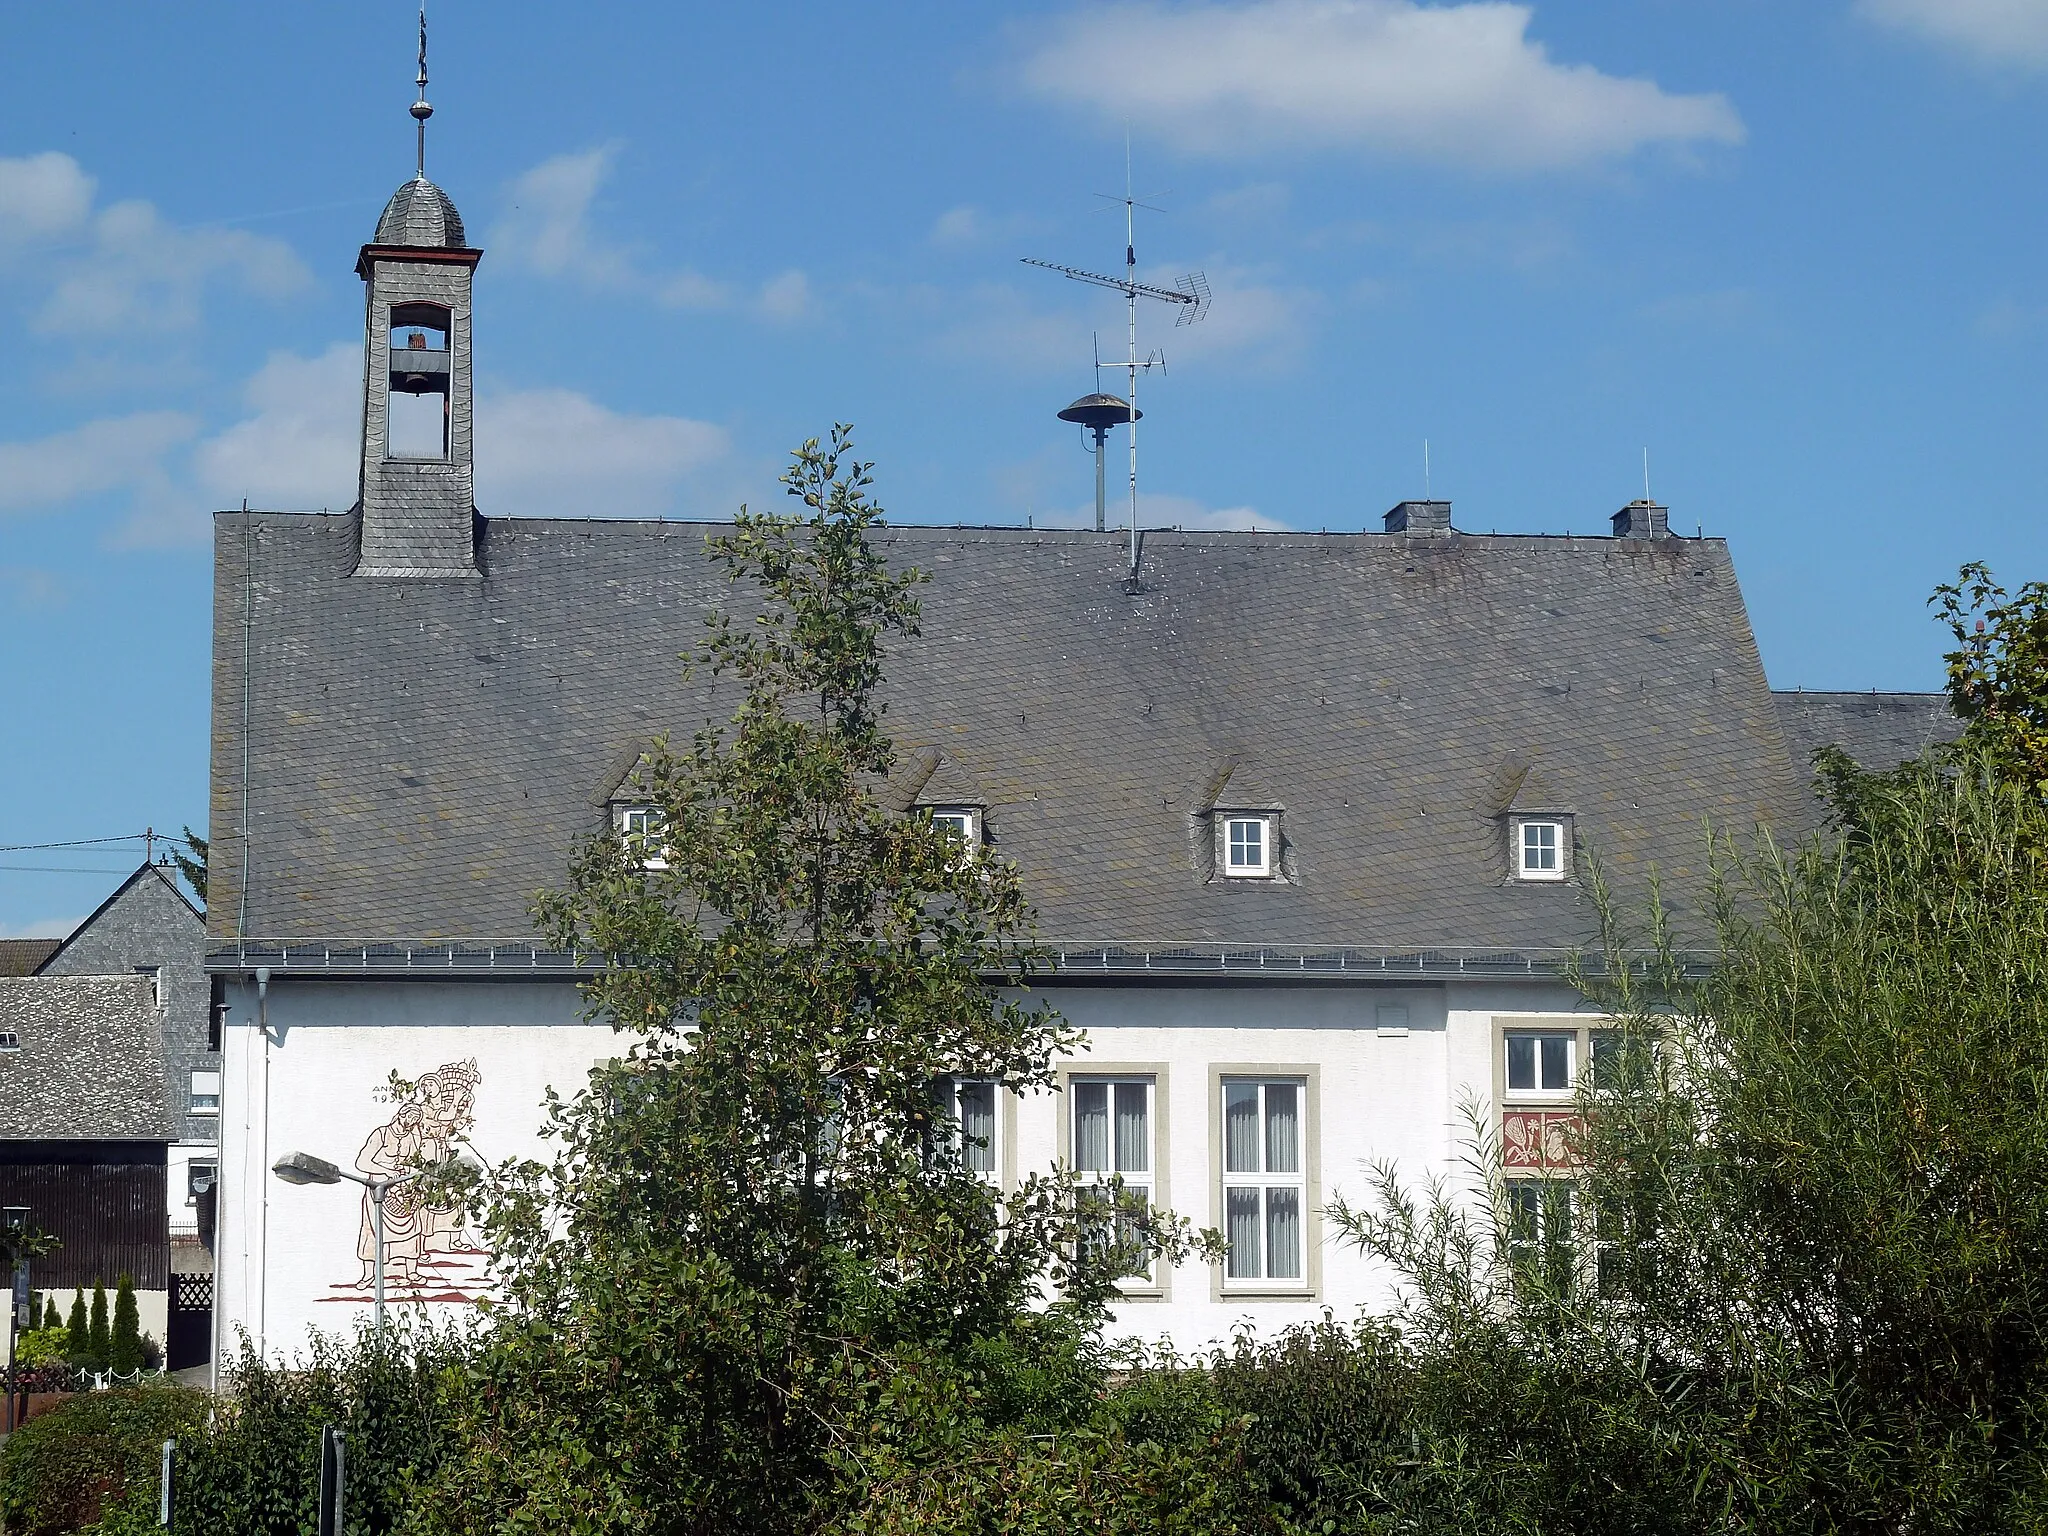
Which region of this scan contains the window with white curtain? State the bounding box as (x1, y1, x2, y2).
(1071, 1077, 1154, 1282)
(940, 1076, 1000, 1177)
(1221, 1078, 1305, 1284)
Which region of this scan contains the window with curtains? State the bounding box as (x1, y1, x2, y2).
(1071, 1077, 1154, 1282)
(1221, 1078, 1305, 1285)
(939, 1076, 1000, 1177)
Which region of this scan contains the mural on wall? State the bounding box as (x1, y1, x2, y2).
(317, 1059, 493, 1307)
(1501, 1110, 1581, 1171)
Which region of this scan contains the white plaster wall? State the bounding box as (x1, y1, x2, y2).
(169, 1140, 216, 1237)
(215, 978, 612, 1368)
(216, 974, 1591, 1365)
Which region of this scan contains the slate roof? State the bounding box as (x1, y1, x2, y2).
(373, 175, 466, 249)
(0, 940, 60, 978)
(0, 974, 169, 1140)
(208, 518, 1849, 956)
(1773, 690, 1957, 778)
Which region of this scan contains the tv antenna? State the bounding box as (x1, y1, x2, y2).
(1024, 158, 1209, 583)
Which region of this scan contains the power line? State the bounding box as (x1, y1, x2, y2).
(0, 864, 144, 874)
(0, 834, 153, 853)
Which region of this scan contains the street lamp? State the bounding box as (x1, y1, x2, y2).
(271, 1150, 475, 1346)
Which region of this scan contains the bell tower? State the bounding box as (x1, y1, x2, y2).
(353, 9, 482, 578)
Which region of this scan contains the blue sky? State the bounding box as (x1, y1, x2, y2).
(3, 0, 2047, 934)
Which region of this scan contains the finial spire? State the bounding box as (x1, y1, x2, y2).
(410, 4, 433, 179)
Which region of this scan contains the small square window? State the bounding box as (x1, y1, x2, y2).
(188, 1161, 217, 1201)
(1523, 819, 1564, 876)
(1223, 816, 1272, 878)
(190, 1070, 222, 1115)
(135, 965, 163, 1007)
(617, 806, 669, 870)
(0, 1031, 18, 1053)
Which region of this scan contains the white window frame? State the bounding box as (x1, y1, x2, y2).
(187, 1159, 218, 1203)
(937, 1075, 1002, 1181)
(616, 805, 669, 870)
(1505, 1176, 1577, 1283)
(1503, 1029, 1578, 1100)
(1221, 815, 1273, 878)
(1068, 1074, 1158, 1288)
(921, 805, 982, 855)
(1514, 817, 1568, 881)
(0, 1031, 18, 1053)
(1219, 1077, 1309, 1288)
(190, 1069, 222, 1115)
(135, 964, 163, 1007)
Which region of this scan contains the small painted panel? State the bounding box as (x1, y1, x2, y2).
(1501, 1109, 1582, 1170)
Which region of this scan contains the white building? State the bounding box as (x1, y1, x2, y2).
(204, 147, 1953, 1368)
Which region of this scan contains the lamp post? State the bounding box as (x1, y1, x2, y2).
(2, 1207, 27, 1431)
(271, 1150, 473, 1346)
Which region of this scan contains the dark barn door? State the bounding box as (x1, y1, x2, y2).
(168, 1272, 212, 1370)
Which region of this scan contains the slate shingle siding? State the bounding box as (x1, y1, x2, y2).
(1773, 690, 1959, 785)
(0, 974, 168, 1140)
(39, 868, 213, 1142)
(207, 518, 1912, 955)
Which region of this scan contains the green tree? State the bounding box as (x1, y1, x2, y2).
(38, 1295, 54, 1332)
(86, 1282, 109, 1372)
(1331, 743, 2048, 1534)
(63, 1292, 86, 1361)
(411, 430, 1207, 1536)
(108, 1275, 142, 1374)
(1934, 562, 2048, 793)
(173, 826, 207, 906)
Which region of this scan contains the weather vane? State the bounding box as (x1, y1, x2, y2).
(412, 4, 433, 179)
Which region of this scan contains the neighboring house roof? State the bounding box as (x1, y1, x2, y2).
(209, 519, 1829, 956)
(0, 974, 170, 1140)
(1773, 690, 1958, 779)
(0, 940, 61, 978)
(36, 864, 200, 976)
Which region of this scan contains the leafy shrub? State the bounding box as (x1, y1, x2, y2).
(172, 1324, 470, 1536)
(16, 1327, 71, 1369)
(0, 1383, 206, 1536)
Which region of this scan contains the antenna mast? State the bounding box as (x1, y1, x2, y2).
(1024, 163, 1208, 584)
(411, 5, 433, 178)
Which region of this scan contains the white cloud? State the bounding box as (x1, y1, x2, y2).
(1858, 0, 2048, 68)
(0, 411, 197, 514)
(476, 390, 730, 516)
(1016, 0, 1743, 171)
(0, 566, 63, 610)
(494, 148, 807, 321)
(0, 152, 95, 242)
(1038, 490, 1287, 530)
(194, 344, 362, 510)
(924, 264, 1321, 375)
(0, 916, 82, 940)
(757, 269, 811, 322)
(184, 342, 731, 524)
(0, 152, 309, 335)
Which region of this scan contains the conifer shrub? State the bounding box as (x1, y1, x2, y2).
(64, 1292, 87, 1362)
(86, 1281, 109, 1372)
(108, 1276, 142, 1374)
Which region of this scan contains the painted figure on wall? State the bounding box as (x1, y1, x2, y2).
(352, 1059, 481, 1288)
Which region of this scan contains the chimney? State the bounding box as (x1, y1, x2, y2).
(1611, 499, 1671, 539)
(1383, 500, 1452, 534)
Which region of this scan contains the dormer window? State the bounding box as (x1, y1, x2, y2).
(616, 806, 669, 870)
(1222, 815, 1273, 878)
(0, 1031, 18, 1053)
(922, 805, 982, 852)
(1511, 816, 1572, 882)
